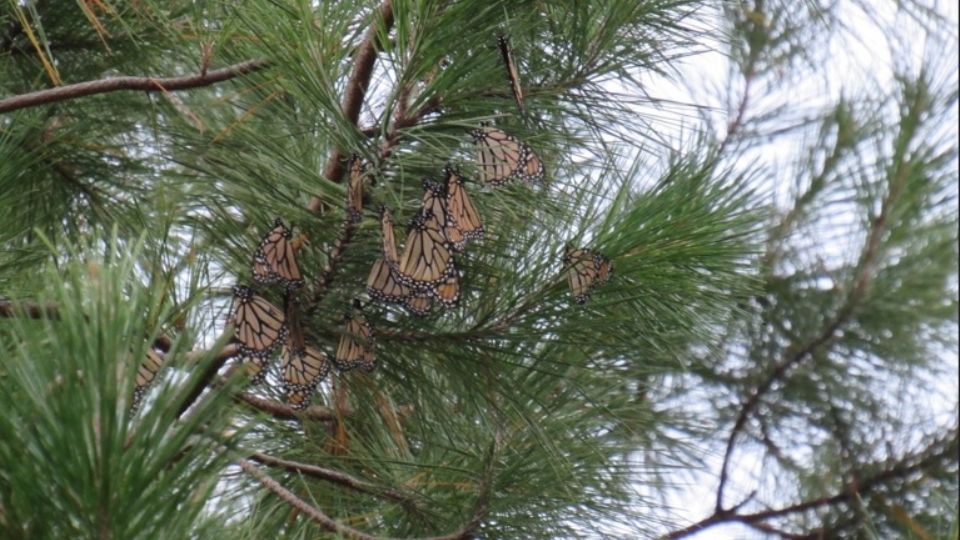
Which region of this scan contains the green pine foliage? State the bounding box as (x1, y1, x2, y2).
(1, 0, 956, 539)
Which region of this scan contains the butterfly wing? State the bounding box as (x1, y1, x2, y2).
(404, 293, 432, 316)
(282, 345, 331, 410)
(472, 126, 544, 186)
(366, 257, 413, 303)
(563, 247, 600, 304)
(231, 285, 287, 358)
(335, 306, 375, 372)
(444, 167, 483, 251)
(252, 218, 303, 290)
(396, 208, 455, 289)
(131, 348, 165, 413)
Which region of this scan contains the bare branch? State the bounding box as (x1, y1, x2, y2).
(239, 458, 382, 540)
(0, 59, 269, 114)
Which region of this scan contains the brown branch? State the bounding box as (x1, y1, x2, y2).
(250, 451, 419, 509)
(308, 0, 395, 212)
(236, 393, 342, 422)
(1, 299, 175, 353)
(308, 219, 358, 309)
(176, 341, 240, 417)
(0, 59, 270, 114)
(0, 299, 60, 319)
(663, 430, 958, 540)
(241, 457, 487, 540)
(715, 153, 910, 511)
(239, 458, 383, 540)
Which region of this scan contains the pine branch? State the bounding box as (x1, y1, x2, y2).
(0, 59, 269, 114)
(240, 457, 486, 540)
(236, 393, 341, 422)
(715, 152, 911, 511)
(663, 429, 959, 539)
(249, 451, 421, 509)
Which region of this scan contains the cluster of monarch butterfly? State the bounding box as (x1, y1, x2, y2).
(366, 166, 484, 314)
(224, 213, 375, 410)
(130, 35, 608, 413)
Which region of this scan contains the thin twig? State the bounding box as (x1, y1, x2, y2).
(240, 457, 488, 540)
(0, 59, 269, 114)
(250, 451, 419, 508)
(239, 458, 383, 540)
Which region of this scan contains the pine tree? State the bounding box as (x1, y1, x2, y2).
(0, 1, 956, 539)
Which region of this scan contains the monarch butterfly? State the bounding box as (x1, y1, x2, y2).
(395, 205, 456, 290)
(444, 166, 484, 251)
(368, 207, 413, 303)
(131, 348, 165, 413)
(230, 285, 287, 360)
(563, 245, 613, 304)
(252, 218, 303, 290)
(281, 299, 331, 409)
(471, 125, 545, 186)
(282, 345, 331, 409)
(419, 179, 460, 249)
(498, 35, 524, 113)
(346, 155, 365, 223)
(335, 300, 375, 372)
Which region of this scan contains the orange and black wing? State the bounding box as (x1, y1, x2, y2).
(404, 293, 433, 316)
(595, 254, 613, 285)
(334, 302, 375, 372)
(367, 207, 416, 304)
(252, 218, 303, 290)
(131, 348, 165, 413)
(367, 257, 413, 304)
(432, 272, 460, 309)
(230, 285, 287, 359)
(444, 166, 484, 251)
(563, 246, 600, 304)
(395, 206, 456, 289)
(282, 345, 331, 410)
(471, 125, 545, 186)
(419, 179, 462, 249)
